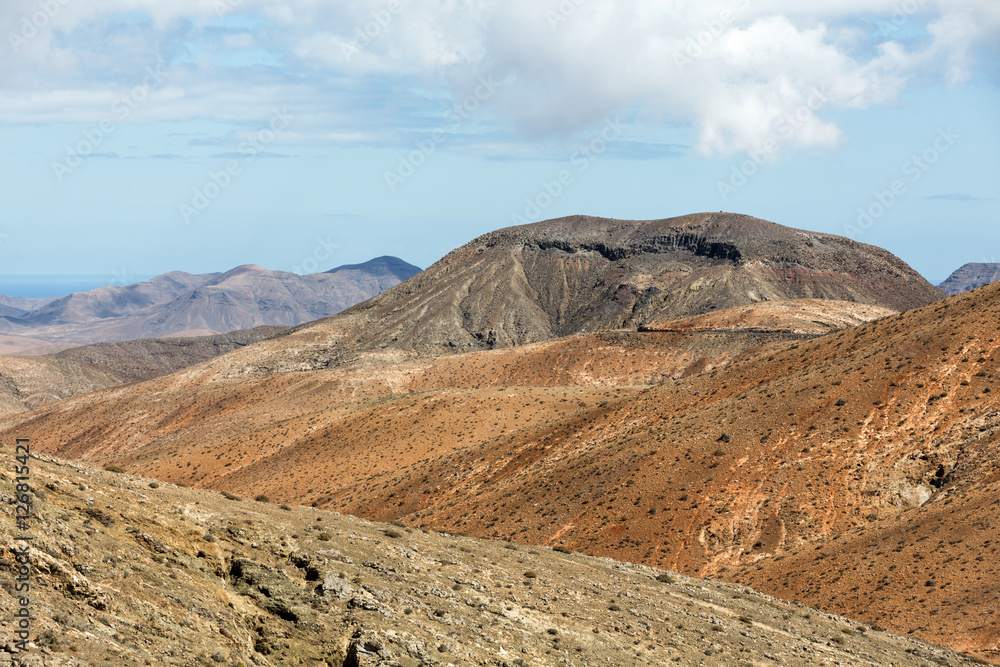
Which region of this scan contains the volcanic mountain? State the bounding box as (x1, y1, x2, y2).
(940, 263, 1000, 295)
(0, 257, 419, 352)
(185, 213, 942, 377)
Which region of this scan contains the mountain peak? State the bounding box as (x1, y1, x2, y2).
(939, 262, 1000, 295)
(325, 256, 421, 282)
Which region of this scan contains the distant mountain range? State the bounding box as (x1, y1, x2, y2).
(0, 256, 420, 353)
(938, 262, 1000, 295)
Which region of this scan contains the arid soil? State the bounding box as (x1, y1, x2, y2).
(0, 444, 985, 667)
(640, 299, 897, 335)
(2, 218, 993, 662)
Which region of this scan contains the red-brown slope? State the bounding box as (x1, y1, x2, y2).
(309, 284, 1000, 663)
(0, 326, 801, 484)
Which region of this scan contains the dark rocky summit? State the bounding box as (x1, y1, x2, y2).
(326, 256, 422, 283)
(240, 213, 943, 374)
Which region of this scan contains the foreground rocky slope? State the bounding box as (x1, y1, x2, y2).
(0, 444, 982, 666)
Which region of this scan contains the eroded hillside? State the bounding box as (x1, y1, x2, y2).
(3, 445, 978, 666)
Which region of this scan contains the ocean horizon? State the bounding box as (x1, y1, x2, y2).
(0, 274, 157, 299)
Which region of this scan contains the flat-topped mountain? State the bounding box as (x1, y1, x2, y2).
(202, 213, 942, 377)
(939, 263, 1000, 295)
(352, 212, 941, 345)
(0, 258, 419, 351)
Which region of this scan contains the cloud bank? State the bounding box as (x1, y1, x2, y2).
(2, 0, 998, 155)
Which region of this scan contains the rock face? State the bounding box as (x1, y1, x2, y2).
(0, 258, 420, 350)
(226, 213, 941, 375)
(0, 446, 983, 667)
(939, 263, 1000, 295)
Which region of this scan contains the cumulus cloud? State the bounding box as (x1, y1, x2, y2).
(1, 0, 997, 155)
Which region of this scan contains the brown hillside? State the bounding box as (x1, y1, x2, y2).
(2, 445, 979, 667)
(0, 327, 286, 417)
(8, 289, 994, 658)
(641, 299, 897, 335)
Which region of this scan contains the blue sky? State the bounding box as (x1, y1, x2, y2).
(0, 1, 997, 286)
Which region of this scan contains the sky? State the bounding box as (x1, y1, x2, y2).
(0, 0, 997, 287)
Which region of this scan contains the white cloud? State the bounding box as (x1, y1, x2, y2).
(1, 0, 997, 155)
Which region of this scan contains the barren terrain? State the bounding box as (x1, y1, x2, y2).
(0, 445, 984, 667)
(2, 216, 992, 661)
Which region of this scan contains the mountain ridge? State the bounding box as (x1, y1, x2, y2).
(0, 257, 419, 352)
(939, 262, 1000, 295)
(0, 443, 980, 667)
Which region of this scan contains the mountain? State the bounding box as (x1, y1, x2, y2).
(6, 213, 989, 658)
(0, 292, 56, 313)
(0, 259, 419, 352)
(182, 213, 942, 378)
(325, 255, 422, 282)
(0, 327, 287, 416)
(939, 263, 1000, 295)
(5, 287, 995, 657)
(0, 443, 981, 667)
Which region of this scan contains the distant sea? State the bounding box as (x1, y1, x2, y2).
(0, 275, 156, 299)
